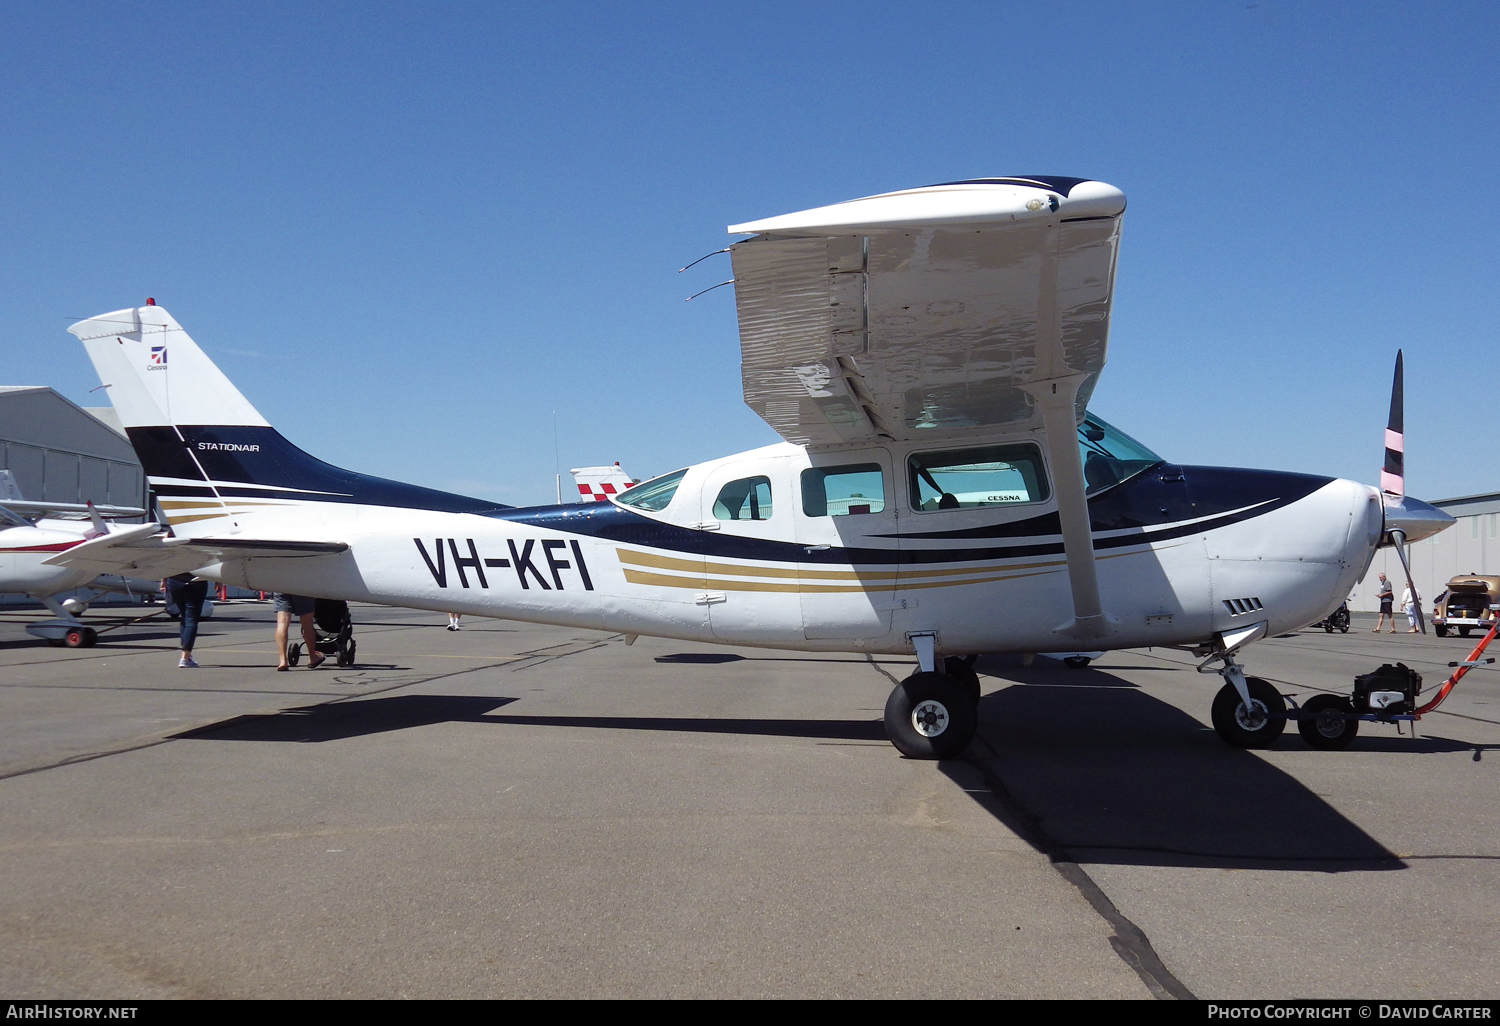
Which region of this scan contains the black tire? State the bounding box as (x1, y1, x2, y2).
(943, 656, 982, 704)
(1339, 624, 1349, 634)
(1063, 655, 1092, 669)
(1436, 625, 1449, 638)
(1460, 627, 1472, 638)
(81, 628, 97, 648)
(1323, 625, 1333, 633)
(63, 628, 86, 648)
(884, 672, 978, 760)
(287, 642, 301, 667)
(1210, 676, 1286, 749)
(1297, 694, 1359, 750)
(346, 639, 356, 667)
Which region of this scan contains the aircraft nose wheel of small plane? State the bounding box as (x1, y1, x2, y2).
(1297, 694, 1359, 750)
(1210, 676, 1286, 748)
(884, 671, 978, 760)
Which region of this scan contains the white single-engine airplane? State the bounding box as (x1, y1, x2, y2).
(0, 471, 154, 646)
(54, 178, 1453, 756)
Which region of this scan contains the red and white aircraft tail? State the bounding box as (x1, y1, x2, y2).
(570, 464, 637, 503)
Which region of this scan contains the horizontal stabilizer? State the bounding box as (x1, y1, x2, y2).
(44, 529, 347, 578)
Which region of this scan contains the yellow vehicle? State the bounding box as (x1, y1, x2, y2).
(1433, 575, 1500, 638)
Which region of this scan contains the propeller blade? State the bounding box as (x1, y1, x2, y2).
(1381, 350, 1404, 504)
(1389, 528, 1426, 634)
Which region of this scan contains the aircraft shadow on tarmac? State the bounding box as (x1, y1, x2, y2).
(174, 695, 521, 743)
(961, 656, 1406, 873)
(174, 693, 889, 745)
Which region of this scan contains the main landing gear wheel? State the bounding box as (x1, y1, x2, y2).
(883, 671, 978, 760)
(943, 656, 982, 704)
(63, 627, 97, 648)
(1210, 676, 1286, 749)
(1063, 655, 1092, 669)
(1297, 694, 1359, 750)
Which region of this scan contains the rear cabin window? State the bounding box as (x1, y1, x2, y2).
(616, 469, 687, 512)
(713, 476, 772, 521)
(908, 444, 1049, 511)
(801, 464, 885, 517)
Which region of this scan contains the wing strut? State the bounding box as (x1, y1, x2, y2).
(1020, 226, 1114, 640)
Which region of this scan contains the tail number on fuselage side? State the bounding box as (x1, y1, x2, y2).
(413, 538, 595, 591)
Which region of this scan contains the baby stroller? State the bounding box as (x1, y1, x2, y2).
(286, 598, 357, 667)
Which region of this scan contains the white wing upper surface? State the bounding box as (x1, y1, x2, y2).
(728, 177, 1125, 448)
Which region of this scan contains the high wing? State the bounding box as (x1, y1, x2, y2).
(728, 176, 1128, 640)
(43, 526, 348, 579)
(729, 176, 1125, 448)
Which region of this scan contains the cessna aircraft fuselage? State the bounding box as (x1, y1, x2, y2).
(71, 419, 1381, 657)
(56, 176, 1452, 755)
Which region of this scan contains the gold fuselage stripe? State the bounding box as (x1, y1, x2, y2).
(616, 547, 1067, 582)
(620, 567, 1058, 594)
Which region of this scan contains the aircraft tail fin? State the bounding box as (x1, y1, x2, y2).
(68, 303, 270, 431)
(69, 302, 504, 526)
(570, 464, 637, 502)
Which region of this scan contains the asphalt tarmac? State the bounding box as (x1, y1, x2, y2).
(0, 602, 1495, 999)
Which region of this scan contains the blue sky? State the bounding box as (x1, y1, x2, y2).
(2, 1, 1495, 505)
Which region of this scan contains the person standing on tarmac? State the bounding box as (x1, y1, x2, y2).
(274, 593, 323, 670)
(1374, 574, 1396, 633)
(167, 572, 208, 668)
(1402, 584, 1422, 634)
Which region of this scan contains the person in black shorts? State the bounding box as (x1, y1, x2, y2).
(274, 593, 322, 670)
(1374, 573, 1395, 633)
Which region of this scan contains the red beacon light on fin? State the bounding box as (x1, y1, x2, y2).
(145, 298, 155, 306)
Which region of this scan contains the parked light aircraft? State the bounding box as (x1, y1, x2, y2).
(0, 470, 153, 646)
(53, 178, 1454, 757)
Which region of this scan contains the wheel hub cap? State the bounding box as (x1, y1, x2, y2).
(1234, 698, 1268, 732)
(912, 700, 950, 737)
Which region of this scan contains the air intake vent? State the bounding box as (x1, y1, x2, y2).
(1222, 597, 1264, 616)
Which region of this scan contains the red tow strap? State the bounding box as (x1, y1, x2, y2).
(1415, 619, 1500, 717)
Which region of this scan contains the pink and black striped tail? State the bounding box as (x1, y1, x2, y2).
(1381, 350, 1405, 503)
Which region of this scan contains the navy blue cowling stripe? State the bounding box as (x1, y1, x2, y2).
(127, 426, 509, 515)
(486, 465, 1334, 566)
(926, 176, 1094, 196)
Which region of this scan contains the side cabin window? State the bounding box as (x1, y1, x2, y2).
(713, 476, 773, 521)
(801, 464, 885, 517)
(616, 469, 688, 512)
(908, 444, 1049, 511)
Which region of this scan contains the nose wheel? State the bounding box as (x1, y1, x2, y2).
(883, 671, 978, 760)
(1210, 675, 1286, 748)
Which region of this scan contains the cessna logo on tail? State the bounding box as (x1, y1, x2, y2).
(414, 538, 594, 591)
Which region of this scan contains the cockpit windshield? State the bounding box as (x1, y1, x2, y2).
(616, 469, 688, 512)
(1078, 413, 1162, 494)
